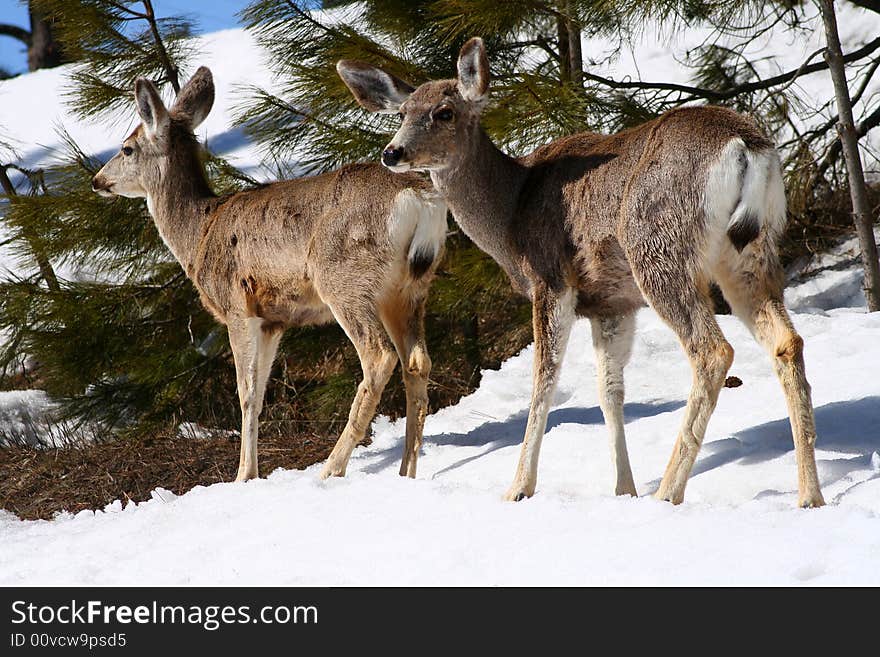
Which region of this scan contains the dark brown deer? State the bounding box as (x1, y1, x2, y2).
(92, 67, 447, 483)
(338, 38, 825, 507)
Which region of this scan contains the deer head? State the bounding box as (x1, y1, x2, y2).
(337, 37, 490, 173)
(91, 66, 215, 198)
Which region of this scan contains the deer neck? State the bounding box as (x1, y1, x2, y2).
(146, 151, 215, 274)
(430, 127, 529, 290)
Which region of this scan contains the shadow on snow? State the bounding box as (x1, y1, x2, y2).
(360, 395, 880, 503)
(361, 399, 686, 476)
(650, 396, 880, 500)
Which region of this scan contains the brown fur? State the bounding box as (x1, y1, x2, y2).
(93, 67, 446, 483)
(339, 38, 825, 507)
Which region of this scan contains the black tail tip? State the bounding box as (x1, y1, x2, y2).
(409, 248, 435, 278)
(727, 212, 760, 252)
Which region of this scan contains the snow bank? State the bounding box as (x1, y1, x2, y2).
(786, 228, 880, 313)
(1, 307, 878, 585)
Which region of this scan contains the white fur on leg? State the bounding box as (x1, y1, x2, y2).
(505, 288, 576, 501)
(235, 317, 266, 482)
(591, 314, 637, 496)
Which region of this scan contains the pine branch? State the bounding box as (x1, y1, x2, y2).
(282, 0, 336, 36)
(813, 100, 880, 184)
(142, 0, 180, 93)
(0, 164, 60, 292)
(783, 56, 880, 151)
(105, 1, 149, 20)
(0, 23, 31, 46)
(496, 38, 559, 61)
(583, 34, 880, 102)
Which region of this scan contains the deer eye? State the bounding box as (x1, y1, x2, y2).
(433, 107, 454, 122)
(122, 146, 134, 156)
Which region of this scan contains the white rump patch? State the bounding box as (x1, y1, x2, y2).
(388, 189, 448, 265)
(703, 138, 787, 259)
(747, 148, 787, 238)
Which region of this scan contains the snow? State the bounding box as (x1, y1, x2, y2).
(785, 228, 880, 313)
(1, 300, 879, 585)
(1, 10, 880, 585)
(0, 28, 272, 179)
(582, 3, 880, 160)
(0, 390, 57, 447)
(0, 28, 275, 280)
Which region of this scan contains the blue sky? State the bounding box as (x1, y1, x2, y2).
(0, 1, 260, 76)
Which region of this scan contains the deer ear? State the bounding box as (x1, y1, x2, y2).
(172, 66, 215, 129)
(336, 60, 414, 114)
(457, 37, 489, 103)
(134, 78, 170, 140)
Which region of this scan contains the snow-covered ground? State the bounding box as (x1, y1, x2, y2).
(1, 9, 879, 585)
(1, 281, 878, 585)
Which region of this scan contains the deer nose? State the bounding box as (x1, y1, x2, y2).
(91, 174, 114, 196)
(382, 145, 405, 167)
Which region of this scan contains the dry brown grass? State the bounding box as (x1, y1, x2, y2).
(0, 429, 351, 520)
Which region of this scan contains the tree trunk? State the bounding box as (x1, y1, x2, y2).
(816, 0, 880, 311)
(566, 0, 583, 89)
(27, 3, 63, 71)
(556, 16, 571, 84)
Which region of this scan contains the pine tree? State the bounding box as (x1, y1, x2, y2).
(235, 1, 621, 173)
(816, 0, 880, 310)
(3, 0, 877, 447)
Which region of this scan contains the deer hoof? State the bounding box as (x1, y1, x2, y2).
(319, 462, 346, 480)
(504, 484, 534, 502)
(799, 492, 825, 509)
(615, 483, 638, 497)
(653, 489, 684, 505)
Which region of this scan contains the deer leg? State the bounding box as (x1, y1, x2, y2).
(591, 313, 637, 496)
(320, 311, 398, 479)
(626, 225, 733, 505)
(654, 321, 733, 505)
(751, 300, 823, 507)
(228, 317, 282, 482)
(715, 256, 824, 508)
(645, 290, 733, 505)
(505, 285, 576, 501)
(398, 350, 430, 479)
(381, 294, 432, 478)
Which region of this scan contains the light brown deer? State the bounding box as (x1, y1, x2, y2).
(338, 38, 825, 507)
(92, 67, 447, 482)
